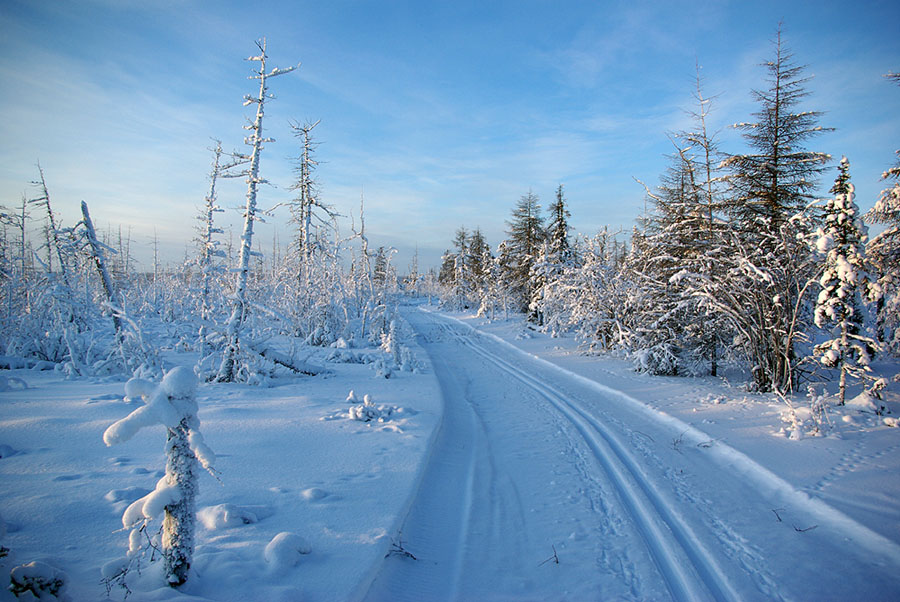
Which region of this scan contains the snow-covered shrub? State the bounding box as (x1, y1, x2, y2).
(373, 357, 393, 379)
(345, 393, 408, 423)
(264, 532, 311, 571)
(779, 386, 832, 440)
(103, 367, 214, 588)
(9, 561, 68, 600)
(632, 342, 680, 376)
(349, 394, 387, 421)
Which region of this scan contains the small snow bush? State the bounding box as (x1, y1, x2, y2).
(632, 343, 680, 376)
(779, 386, 833, 440)
(342, 393, 411, 424)
(349, 394, 390, 422)
(9, 561, 68, 600)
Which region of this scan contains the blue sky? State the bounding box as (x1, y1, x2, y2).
(1, 0, 898, 271)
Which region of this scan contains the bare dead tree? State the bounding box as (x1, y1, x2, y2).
(216, 39, 298, 382)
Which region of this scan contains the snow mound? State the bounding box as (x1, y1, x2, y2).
(160, 366, 198, 398)
(264, 532, 311, 570)
(300, 487, 329, 501)
(0, 443, 20, 458)
(199, 503, 275, 530)
(846, 391, 878, 411)
(124, 377, 155, 403)
(104, 486, 152, 514)
(0, 374, 28, 391)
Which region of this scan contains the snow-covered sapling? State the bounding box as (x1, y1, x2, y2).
(813, 158, 880, 404)
(103, 367, 215, 587)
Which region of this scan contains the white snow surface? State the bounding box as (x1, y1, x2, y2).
(1, 303, 899, 600)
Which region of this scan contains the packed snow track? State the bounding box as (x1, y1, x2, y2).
(363, 308, 900, 601)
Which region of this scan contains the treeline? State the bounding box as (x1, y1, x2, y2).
(435, 31, 899, 399)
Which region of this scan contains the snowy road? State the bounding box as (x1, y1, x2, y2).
(363, 308, 900, 601)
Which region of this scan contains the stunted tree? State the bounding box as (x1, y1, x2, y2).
(289, 119, 335, 286)
(196, 141, 245, 368)
(814, 158, 879, 403)
(104, 367, 215, 588)
(28, 164, 69, 285)
(217, 39, 297, 383)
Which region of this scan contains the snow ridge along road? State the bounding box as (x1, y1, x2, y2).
(363, 308, 900, 601)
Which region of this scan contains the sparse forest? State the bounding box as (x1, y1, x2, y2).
(1, 27, 900, 601)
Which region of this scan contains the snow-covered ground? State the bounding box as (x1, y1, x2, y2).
(1, 304, 899, 600)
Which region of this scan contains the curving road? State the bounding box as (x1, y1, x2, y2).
(363, 308, 900, 601)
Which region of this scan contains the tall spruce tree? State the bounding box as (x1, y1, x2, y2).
(710, 27, 830, 392)
(722, 26, 832, 237)
(503, 190, 545, 314)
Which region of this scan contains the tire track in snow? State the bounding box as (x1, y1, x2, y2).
(363, 320, 524, 602)
(437, 319, 740, 602)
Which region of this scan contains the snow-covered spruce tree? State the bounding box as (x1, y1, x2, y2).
(502, 190, 545, 316)
(103, 367, 214, 587)
(559, 230, 631, 352)
(404, 246, 420, 296)
(629, 141, 712, 375)
(814, 158, 879, 403)
(716, 27, 830, 392)
(217, 40, 297, 382)
(547, 184, 573, 265)
(466, 227, 491, 301)
(530, 185, 574, 333)
(865, 73, 900, 354)
(677, 66, 730, 376)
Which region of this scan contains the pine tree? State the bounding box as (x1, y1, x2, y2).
(712, 27, 830, 392)
(438, 249, 456, 286)
(503, 190, 545, 315)
(814, 158, 879, 403)
(467, 228, 489, 288)
(722, 26, 832, 238)
(372, 246, 388, 287)
(547, 184, 573, 265)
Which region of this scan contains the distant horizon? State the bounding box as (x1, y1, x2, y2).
(2, 0, 898, 272)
